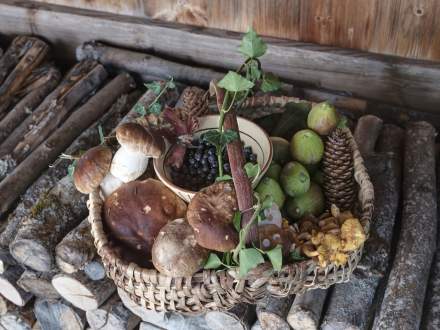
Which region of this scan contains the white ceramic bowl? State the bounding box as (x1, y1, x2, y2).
(153, 115, 273, 202)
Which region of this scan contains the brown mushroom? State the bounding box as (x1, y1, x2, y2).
(152, 218, 209, 277)
(73, 145, 122, 197)
(186, 181, 239, 252)
(104, 179, 187, 254)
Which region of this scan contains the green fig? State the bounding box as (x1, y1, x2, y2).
(270, 136, 291, 165)
(285, 183, 325, 220)
(280, 161, 310, 197)
(307, 101, 339, 135)
(290, 129, 324, 165)
(266, 162, 282, 181)
(256, 177, 286, 208)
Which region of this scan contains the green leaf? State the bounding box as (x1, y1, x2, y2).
(98, 125, 105, 145)
(337, 115, 348, 129)
(67, 160, 77, 177)
(266, 245, 283, 271)
(233, 211, 242, 232)
(239, 248, 265, 277)
(202, 130, 222, 147)
(145, 82, 162, 95)
(261, 195, 274, 210)
(244, 162, 260, 179)
(218, 71, 254, 93)
(204, 253, 223, 269)
(216, 174, 233, 182)
(261, 72, 282, 93)
(290, 250, 307, 262)
(239, 27, 267, 59)
(148, 102, 162, 115)
(247, 60, 261, 81)
(133, 103, 146, 116)
(221, 129, 239, 145)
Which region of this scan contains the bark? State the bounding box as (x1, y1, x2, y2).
(0, 38, 49, 118)
(52, 271, 116, 311)
(256, 295, 294, 330)
(85, 294, 140, 330)
(11, 61, 108, 162)
(34, 298, 86, 330)
(76, 41, 223, 86)
(353, 115, 383, 156)
(0, 91, 138, 271)
(205, 303, 256, 330)
(10, 176, 88, 272)
(17, 270, 60, 300)
(0, 300, 35, 330)
(287, 289, 328, 330)
(0, 265, 33, 307)
(0, 65, 61, 141)
(0, 72, 135, 217)
(373, 121, 437, 330)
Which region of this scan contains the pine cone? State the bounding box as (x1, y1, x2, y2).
(322, 128, 356, 210)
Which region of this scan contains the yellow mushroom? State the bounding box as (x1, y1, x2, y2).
(341, 218, 366, 252)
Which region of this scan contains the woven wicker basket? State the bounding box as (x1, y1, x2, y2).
(87, 126, 373, 314)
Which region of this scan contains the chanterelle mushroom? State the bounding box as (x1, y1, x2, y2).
(104, 179, 187, 255)
(152, 218, 209, 277)
(73, 145, 122, 197)
(186, 181, 239, 252)
(110, 122, 165, 182)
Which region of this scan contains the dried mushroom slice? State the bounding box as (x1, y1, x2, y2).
(341, 218, 366, 252)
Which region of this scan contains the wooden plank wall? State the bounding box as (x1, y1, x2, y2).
(35, 0, 440, 61)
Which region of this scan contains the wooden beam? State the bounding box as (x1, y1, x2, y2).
(0, 0, 439, 112)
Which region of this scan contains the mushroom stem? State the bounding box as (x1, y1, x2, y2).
(110, 146, 149, 182)
(100, 173, 123, 197)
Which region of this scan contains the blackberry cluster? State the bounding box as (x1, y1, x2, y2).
(170, 139, 257, 191)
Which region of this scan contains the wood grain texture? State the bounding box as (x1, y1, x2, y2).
(1, 0, 439, 114)
(33, 0, 440, 60)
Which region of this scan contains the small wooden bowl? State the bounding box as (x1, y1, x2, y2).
(153, 115, 273, 202)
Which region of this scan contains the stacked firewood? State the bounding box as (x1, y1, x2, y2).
(0, 39, 439, 330)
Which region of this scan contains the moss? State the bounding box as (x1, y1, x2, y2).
(31, 193, 56, 217)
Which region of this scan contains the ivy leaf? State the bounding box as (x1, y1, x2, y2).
(145, 81, 162, 95)
(218, 71, 254, 93)
(67, 160, 77, 177)
(204, 253, 223, 269)
(239, 27, 267, 59)
(261, 72, 282, 93)
(98, 125, 105, 145)
(233, 211, 242, 232)
(247, 60, 261, 81)
(202, 130, 222, 147)
(134, 103, 146, 116)
(148, 102, 162, 115)
(239, 248, 265, 277)
(290, 250, 307, 262)
(221, 129, 239, 145)
(266, 245, 283, 271)
(261, 195, 274, 210)
(216, 174, 233, 182)
(244, 162, 260, 179)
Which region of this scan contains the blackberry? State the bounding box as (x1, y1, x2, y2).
(249, 154, 257, 163)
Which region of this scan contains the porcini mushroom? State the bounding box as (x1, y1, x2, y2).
(152, 218, 209, 277)
(110, 122, 164, 182)
(104, 179, 187, 254)
(73, 145, 123, 197)
(187, 181, 239, 252)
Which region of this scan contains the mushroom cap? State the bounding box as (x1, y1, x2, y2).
(103, 179, 187, 254)
(152, 218, 209, 277)
(187, 181, 239, 252)
(73, 145, 112, 194)
(116, 122, 164, 158)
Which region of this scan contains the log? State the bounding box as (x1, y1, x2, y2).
(11, 61, 108, 162)
(205, 303, 256, 330)
(353, 115, 383, 156)
(373, 121, 437, 330)
(0, 72, 135, 217)
(321, 124, 403, 330)
(0, 37, 49, 118)
(34, 298, 86, 330)
(55, 218, 95, 274)
(85, 294, 140, 330)
(76, 41, 223, 86)
(250, 321, 262, 330)
(256, 295, 294, 330)
(287, 289, 328, 330)
(0, 91, 138, 271)
(0, 65, 61, 141)
(0, 301, 35, 330)
(0, 265, 33, 306)
(52, 271, 116, 311)
(17, 269, 60, 300)
(138, 323, 162, 330)
(83, 258, 106, 281)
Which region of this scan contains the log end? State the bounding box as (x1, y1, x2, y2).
(10, 239, 52, 273)
(0, 278, 28, 306)
(258, 312, 290, 330)
(287, 307, 318, 330)
(52, 275, 98, 311)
